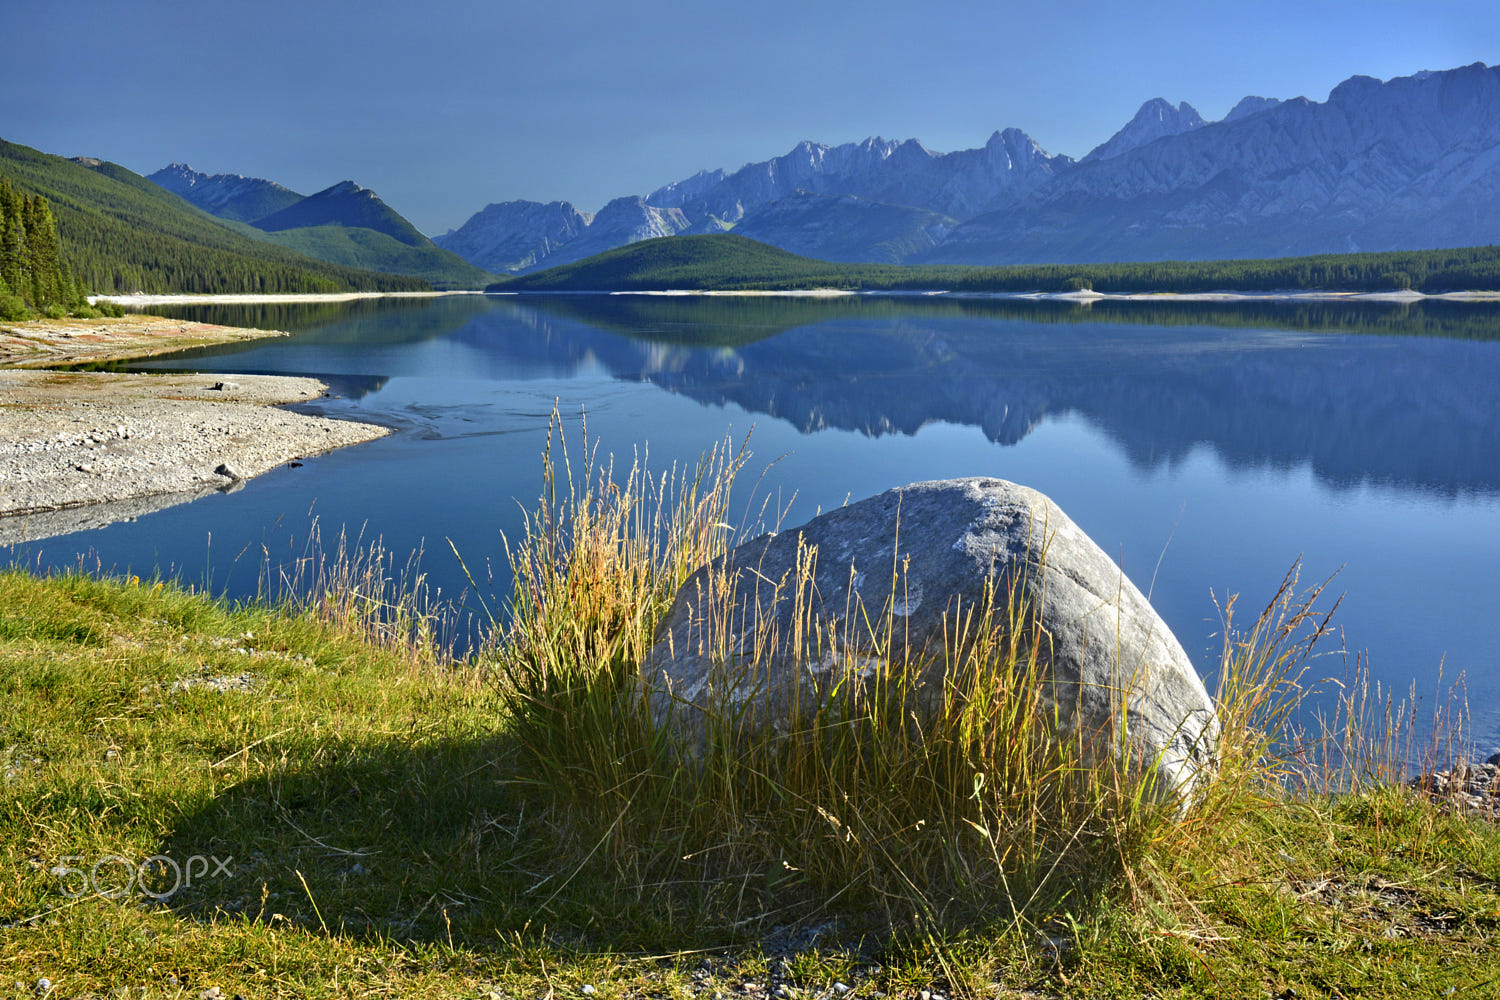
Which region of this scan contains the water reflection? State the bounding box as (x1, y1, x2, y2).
(131, 294, 1500, 496)
(447, 296, 1500, 497)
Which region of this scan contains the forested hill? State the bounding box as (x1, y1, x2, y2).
(0, 139, 427, 294)
(492, 234, 1500, 294)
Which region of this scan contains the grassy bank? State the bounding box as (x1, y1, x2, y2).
(4, 443, 1500, 998)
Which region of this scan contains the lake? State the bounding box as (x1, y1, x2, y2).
(8, 293, 1500, 747)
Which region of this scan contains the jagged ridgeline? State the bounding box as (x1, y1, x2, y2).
(0, 139, 427, 295)
(0, 177, 75, 309)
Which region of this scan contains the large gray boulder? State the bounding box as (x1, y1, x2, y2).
(643, 477, 1219, 803)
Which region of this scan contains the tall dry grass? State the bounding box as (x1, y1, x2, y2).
(254, 517, 448, 667)
(490, 426, 1203, 934)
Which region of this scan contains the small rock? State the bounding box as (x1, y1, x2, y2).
(211, 381, 240, 392)
(832, 984, 850, 995)
(919, 991, 931, 1000)
(582, 986, 595, 996)
(35, 979, 51, 994)
(200, 989, 223, 1000)
(214, 463, 242, 480)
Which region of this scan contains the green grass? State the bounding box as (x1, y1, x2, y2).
(491, 233, 1500, 295)
(3, 437, 1499, 998)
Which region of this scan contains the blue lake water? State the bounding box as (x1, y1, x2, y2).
(8, 294, 1500, 746)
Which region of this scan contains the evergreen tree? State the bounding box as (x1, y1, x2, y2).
(23, 193, 67, 305)
(0, 180, 27, 295)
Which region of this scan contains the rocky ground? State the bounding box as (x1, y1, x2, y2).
(1, 317, 391, 545)
(1410, 752, 1500, 821)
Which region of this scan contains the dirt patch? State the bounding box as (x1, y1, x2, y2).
(0, 314, 289, 368)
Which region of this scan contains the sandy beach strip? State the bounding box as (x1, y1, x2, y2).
(91, 291, 476, 307)
(0, 314, 298, 369)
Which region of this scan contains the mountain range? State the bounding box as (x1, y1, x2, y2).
(436, 62, 1500, 273)
(147, 165, 495, 289)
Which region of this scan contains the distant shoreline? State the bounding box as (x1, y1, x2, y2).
(89, 290, 483, 306)
(89, 288, 1500, 306)
(496, 288, 1500, 303)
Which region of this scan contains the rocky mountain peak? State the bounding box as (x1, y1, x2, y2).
(433, 199, 592, 273)
(1083, 98, 1207, 163)
(1224, 95, 1281, 122)
(646, 168, 727, 208)
(986, 127, 1054, 159)
(146, 163, 305, 224)
(1328, 74, 1382, 106)
(155, 162, 199, 185)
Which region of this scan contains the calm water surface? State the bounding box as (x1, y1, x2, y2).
(9, 295, 1500, 744)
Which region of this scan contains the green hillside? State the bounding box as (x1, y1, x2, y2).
(493, 233, 1500, 294)
(261, 224, 498, 290)
(0, 139, 427, 294)
(493, 234, 835, 291)
(253, 181, 430, 246)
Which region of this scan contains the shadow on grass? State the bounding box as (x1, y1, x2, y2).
(159, 736, 555, 947)
(158, 732, 1127, 956)
(157, 734, 775, 954)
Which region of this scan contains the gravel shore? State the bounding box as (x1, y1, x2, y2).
(0, 370, 389, 545)
(1, 315, 392, 545)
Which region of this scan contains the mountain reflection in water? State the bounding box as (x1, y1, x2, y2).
(458, 295, 1500, 498)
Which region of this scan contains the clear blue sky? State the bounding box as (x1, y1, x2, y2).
(5, 0, 1497, 235)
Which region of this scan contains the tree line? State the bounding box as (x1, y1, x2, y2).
(499, 234, 1500, 295)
